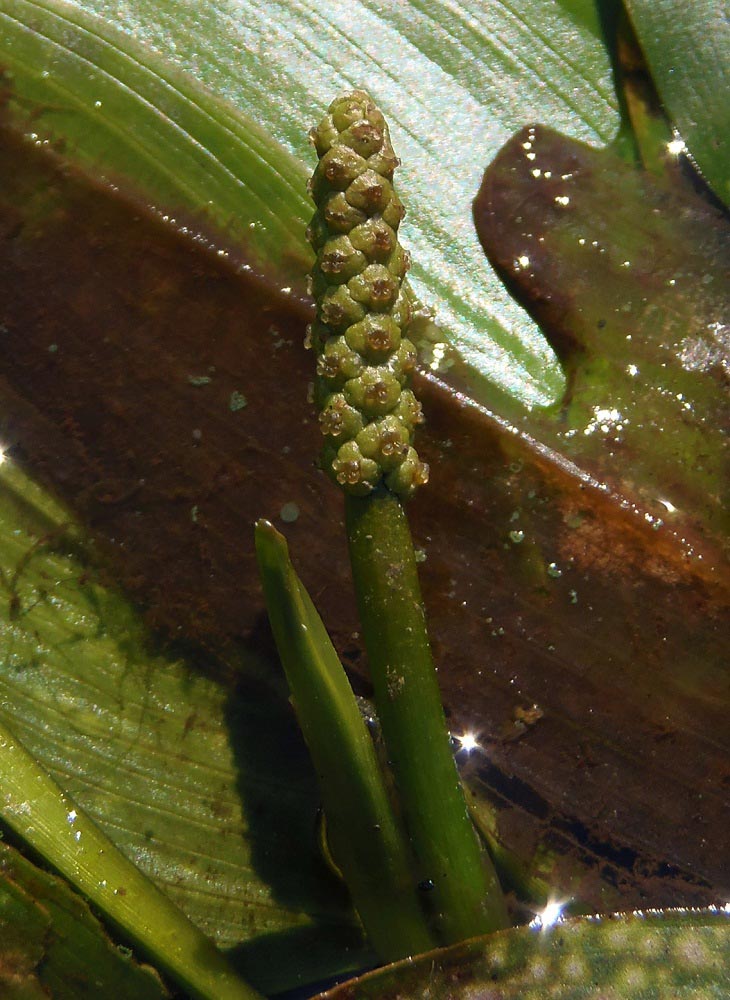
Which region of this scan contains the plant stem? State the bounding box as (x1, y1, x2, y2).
(0, 717, 263, 1000)
(345, 489, 508, 944)
(255, 520, 436, 960)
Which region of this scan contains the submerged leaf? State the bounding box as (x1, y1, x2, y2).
(474, 125, 729, 546)
(316, 908, 730, 999)
(0, 843, 168, 999)
(0, 458, 368, 994)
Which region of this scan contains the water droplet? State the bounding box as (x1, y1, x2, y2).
(509, 530, 525, 544)
(547, 562, 562, 578)
(280, 502, 300, 523)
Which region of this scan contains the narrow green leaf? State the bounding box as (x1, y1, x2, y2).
(0, 714, 263, 1000)
(255, 519, 435, 962)
(625, 1, 730, 207)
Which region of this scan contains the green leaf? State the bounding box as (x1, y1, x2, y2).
(0, 462, 365, 995)
(0, 713, 262, 1000)
(0, 0, 623, 407)
(0, 0, 311, 276)
(625, 1, 730, 207)
(0, 842, 168, 1000)
(254, 519, 435, 961)
(316, 908, 730, 999)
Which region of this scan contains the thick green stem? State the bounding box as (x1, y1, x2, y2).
(255, 520, 435, 961)
(345, 489, 508, 944)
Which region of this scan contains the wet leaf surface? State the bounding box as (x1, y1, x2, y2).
(625, 1, 730, 208)
(315, 908, 730, 999)
(0, 3, 728, 993)
(0, 842, 168, 998)
(1, 0, 624, 407)
(0, 115, 728, 936)
(474, 124, 729, 546)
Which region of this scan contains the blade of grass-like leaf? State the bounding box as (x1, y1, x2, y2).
(625, 1, 730, 208)
(0, 716, 263, 1000)
(254, 519, 436, 962)
(1, 0, 622, 406)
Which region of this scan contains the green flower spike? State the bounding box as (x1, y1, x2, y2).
(306, 91, 429, 498)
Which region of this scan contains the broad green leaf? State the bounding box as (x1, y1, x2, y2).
(317, 909, 730, 999)
(0, 0, 622, 407)
(0, 842, 168, 1000)
(0, 0, 311, 276)
(625, 1, 730, 208)
(0, 461, 367, 994)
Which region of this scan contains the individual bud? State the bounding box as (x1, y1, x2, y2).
(392, 389, 425, 430)
(345, 368, 402, 418)
(347, 265, 399, 312)
(366, 145, 399, 178)
(356, 416, 410, 470)
(319, 393, 364, 440)
(316, 144, 367, 192)
(330, 91, 373, 132)
(389, 289, 412, 328)
(331, 440, 380, 494)
(349, 218, 397, 261)
(344, 315, 401, 359)
(345, 170, 392, 213)
(319, 285, 366, 329)
(381, 190, 406, 229)
(385, 447, 430, 497)
(387, 243, 411, 280)
(318, 235, 367, 283)
(322, 191, 367, 232)
(317, 337, 364, 384)
(388, 338, 418, 382)
(309, 119, 338, 157)
(340, 119, 386, 158)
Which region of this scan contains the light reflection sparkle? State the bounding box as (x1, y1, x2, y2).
(454, 730, 481, 755)
(530, 897, 569, 930)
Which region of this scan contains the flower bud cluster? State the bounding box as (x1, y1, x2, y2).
(306, 91, 429, 497)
